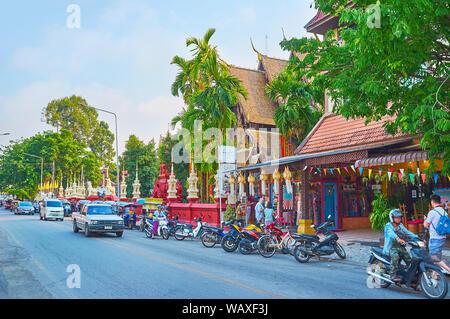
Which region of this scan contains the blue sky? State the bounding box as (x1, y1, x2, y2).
(0, 0, 316, 153)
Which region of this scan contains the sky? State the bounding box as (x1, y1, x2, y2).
(0, 0, 317, 154)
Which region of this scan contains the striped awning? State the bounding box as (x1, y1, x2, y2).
(355, 151, 428, 168)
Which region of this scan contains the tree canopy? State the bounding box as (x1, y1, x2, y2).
(281, 0, 449, 174)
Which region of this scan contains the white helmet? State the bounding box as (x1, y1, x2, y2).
(389, 209, 403, 223)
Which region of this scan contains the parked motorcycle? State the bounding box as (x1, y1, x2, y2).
(367, 239, 448, 299)
(220, 220, 264, 253)
(174, 217, 204, 240)
(167, 216, 179, 238)
(293, 216, 346, 263)
(144, 217, 169, 240)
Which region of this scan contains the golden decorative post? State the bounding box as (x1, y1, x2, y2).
(248, 173, 255, 197)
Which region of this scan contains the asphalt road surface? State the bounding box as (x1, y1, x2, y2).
(0, 207, 444, 299)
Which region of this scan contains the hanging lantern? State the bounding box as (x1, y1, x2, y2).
(260, 171, 268, 196)
(238, 173, 245, 197)
(273, 169, 281, 196)
(248, 173, 255, 197)
(283, 167, 293, 194)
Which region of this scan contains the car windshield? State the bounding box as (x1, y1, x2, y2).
(47, 201, 62, 207)
(87, 206, 113, 215)
(19, 202, 32, 207)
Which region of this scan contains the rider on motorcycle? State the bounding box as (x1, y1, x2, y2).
(383, 209, 419, 282)
(151, 205, 165, 239)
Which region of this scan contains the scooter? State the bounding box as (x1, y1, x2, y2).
(293, 216, 346, 263)
(238, 228, 265, 255)
(144, 217, 169, 240)
(124, 212, 137, 230)
(174, 217, 204, 240)
(367, 239, 448, 299)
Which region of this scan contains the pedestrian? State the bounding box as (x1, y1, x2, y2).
(264, 202, 275, 227)
(235, 201, 245, 227)
(151, 205, 162, 239)
(255, 197, 265, 226)
(424, 194, 450, 274)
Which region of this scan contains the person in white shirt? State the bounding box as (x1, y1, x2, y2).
(424, 194, 450, 274)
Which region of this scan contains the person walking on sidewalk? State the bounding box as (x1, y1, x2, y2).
(263, 202, 275, 227)
(255, 197, 265, 226)
(424, 194, 450, 274)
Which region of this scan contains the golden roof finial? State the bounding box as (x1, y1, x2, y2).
(250, 37, 262, 61)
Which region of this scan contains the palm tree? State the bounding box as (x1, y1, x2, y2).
(170, 28, 247, 202)
(266, 68, 323, 145)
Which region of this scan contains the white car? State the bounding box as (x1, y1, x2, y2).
(72, 204, 124, 237)
(40, 199, 64, 221)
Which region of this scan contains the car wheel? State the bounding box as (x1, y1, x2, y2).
(73, 220, 79, 233)
(116, 232, 123, 238)
(84, 224, 90, 237)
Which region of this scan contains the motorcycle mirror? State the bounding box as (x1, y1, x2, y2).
(328, 215, 331, 219)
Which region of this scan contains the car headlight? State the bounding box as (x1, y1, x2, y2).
(118, 220, 124, 225)
(90, 220, 98, 225)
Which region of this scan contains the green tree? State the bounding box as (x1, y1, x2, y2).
(171, 28, 248, 201)
(266, 67, 323, 146)
(120, 135, 159, 198)
(281, 0, 449, 174)
(43, 95, 115, 168)
(0, 129, 102, 199)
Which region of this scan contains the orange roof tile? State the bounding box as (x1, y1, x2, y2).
(295, 114, 411, 155)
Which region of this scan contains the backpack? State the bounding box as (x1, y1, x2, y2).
(431, 208, 450, 236)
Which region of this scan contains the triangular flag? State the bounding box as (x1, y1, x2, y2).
(310, 167, 314, 173)
(351, 165, 356, 172)
(317, 168, 322, 173)
(359, 167, 363, 176)
(388, 171, 392, 181)
(330, 168, 334, 175)
(417, 167, 420, 175)
(398, 171, 403, 181)
(368, 169, 372, 178)
(337, 168, 341, 175)
(379, 167, 383, 177)
(303, 166, 308, 171)
(434, 174, 439, 184)
(421, 174, 426, 184)
(323, 168, 327, 175)
(409, 173, 415, 183)
(399, 168, 404, 175)
(344, 167, 349, 174)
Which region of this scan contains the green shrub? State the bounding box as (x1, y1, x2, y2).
(224, 204, 235, 221)
(370, 194, 396, 232)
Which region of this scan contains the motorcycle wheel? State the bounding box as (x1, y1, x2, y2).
(174, 227, 185, 241)
(221, 235, 238, 253)
(293, 244, 310, 263)
(419, 268, 448, 299)
(238, 242, 252, 255)
(161, 228, 169, 240)
(144, 227, 152, 238)
(333, 243, 346, 259)
(257, 235, 276, 258)
(368, 261, 391, 288)
(201, 231, 217, 248)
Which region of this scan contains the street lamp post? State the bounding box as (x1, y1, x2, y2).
(77, 103, 120, 206)
(23, 153, 43, 198)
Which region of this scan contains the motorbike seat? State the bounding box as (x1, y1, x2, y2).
(371, 247, 391, 262)
(298, 234, 320, 241)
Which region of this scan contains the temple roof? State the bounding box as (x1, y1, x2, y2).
(295, 113, 411, 155)
(229, 65, 277, 126)
(259, 55, 288, 83)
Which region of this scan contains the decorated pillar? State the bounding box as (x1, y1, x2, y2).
(273, 168, 281, 196)
(187, 165, 199, 203)
(167, 164, 178, 203)
(132, 163, 141, 199)
(283, 167, 293, 194)
(228, 173, 236, 204)
(120, 172, 127, 200)
(298, 169, 314, 235)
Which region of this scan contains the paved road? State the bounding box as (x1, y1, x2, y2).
(0, 207, 443, 299)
